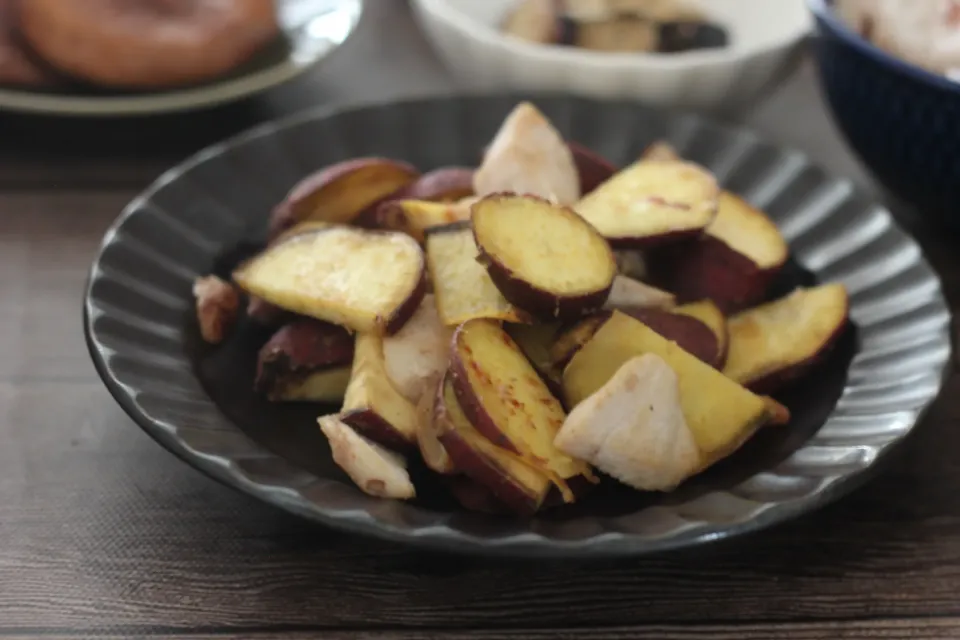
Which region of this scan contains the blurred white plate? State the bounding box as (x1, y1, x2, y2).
(412, 0, 812, 111)
(0, 0, 362, 117)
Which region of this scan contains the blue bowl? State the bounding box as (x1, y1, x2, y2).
(808, 0, 960, 227)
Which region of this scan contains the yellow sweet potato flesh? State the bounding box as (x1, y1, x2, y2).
(425, 224, 530, 326)
(234, 226, 424, 334)
(562, 311, 770, 467)
(676, 300, 728, 357)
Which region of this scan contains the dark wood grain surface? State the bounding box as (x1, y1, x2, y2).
(2, 2, 959, 638)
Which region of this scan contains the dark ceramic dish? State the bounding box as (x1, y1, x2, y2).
(84, 94, 951, 557)
(808, 0, 960, 228)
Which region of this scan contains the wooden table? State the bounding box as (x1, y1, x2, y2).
(3, 2, 960, 638)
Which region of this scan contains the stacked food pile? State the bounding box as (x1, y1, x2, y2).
(193, 102, 849, 515)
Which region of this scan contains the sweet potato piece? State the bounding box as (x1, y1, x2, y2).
(435, 375, 552, 514)
(723, 284, 849, 393)
(400, 167, 475, 202)
(651, 191, 789, 313)
(555, 354, 701, 491)
(552, 308, 722, 370)
(474, 102, 580, 205)
(604, 275, 675, 311)
(472, 194, 617, 320)
(415, 374, 455, 474)
(574, 159, 719, 248)
(425, 222, 532, 326)
(192, 275, 240, 344)
(340, 332, 419, 452)
(382, 294, 453, 403)
(449, 319, 591, 498)
(372, 199, 469, 243)
(562, 311, 770, 468)
(233, 226, 426, 335)
(676, 300, 728, 367)
(318, 415, 416, 500)
(268, 158, 419, 238)
(567, 141, 618, 195)
(255, 318, 355, 402)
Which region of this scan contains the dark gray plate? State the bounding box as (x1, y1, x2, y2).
(83, 94, 951, 557)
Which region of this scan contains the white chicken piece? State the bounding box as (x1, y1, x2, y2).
(473, 102, 581, 206)
(318, 415, 416, 499)
(382, 294, 454, 404)
(604, 274, 676, 310)
(554, 353, 701, 491)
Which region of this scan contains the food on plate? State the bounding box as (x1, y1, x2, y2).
(567, 142, 618, 195)
(318, 415, 416, 500)
(425, 222, 532, 326)
(382, 294, 453, 403)
(448, 319, 593, 498)
(473, 102, 581, 205)
(234, 225, 426, 334)
(555, 353, 701, 491)
(398, 167, 476, 202)
(723, 284, 849, 393)
(370, 199, 470, 243)
(340, 332, 420, 452)
(0, 0, 55, 86)
(574, 159, 719, 247)
(416, 376, 455, 474)
(472, 194, 617, 320)
(205, 100, 853, 515)
(268, 159, 419, 239)
(254, 318, 355, 402)
(836, 0, 960, 80)
(435, 375, 553, 514)
(604, 274, 675, 310)
(551, 307, 723, 369)
(502, 0, 729, 54)
(193, 275, 240, 344)
(641, 141, 789, 312)
(562, 311, 773, 468)
(676, 299, 728, 366)
(18, 0, 280, 89)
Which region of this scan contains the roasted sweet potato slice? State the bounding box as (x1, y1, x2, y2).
(567, 141, 618, 195)
(340, 332, 420, 452)
(472, 194, 617, 320)
(723, 284, 849, 393)
(474, 102, 580, 205)
(435, 375, 552, 514)
(193, 275, 240, 344)
(255, 318, 355, 402)
(676, 300, 728, 367)
(449, 319, 591, 498)
(562, 311, 770, 468)
(555, 353, 701, 491)
(574, 159, 719, 248)
(234, 226, 426, 334)
(372, 199, 470, 243)
(400, 167, 475, 202)
(604, 274, 675, 311)
(651, 191, 789, 313)
(318, 415, 416, 500)
(425, 222, 531, 326)
(382, 294, 453, 403)
(268, 158, 419, 238)
(552, 307, 722, 370)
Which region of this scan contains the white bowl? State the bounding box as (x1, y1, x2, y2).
(411, 0, 812, 111)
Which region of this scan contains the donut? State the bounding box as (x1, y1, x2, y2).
(18, 0, 280, 89)
(0, 0, 53, 87)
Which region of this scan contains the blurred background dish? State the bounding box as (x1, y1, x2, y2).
(808, 0, 960, 228)
(0, 0, 362, 116)
(411, 0, 811, 112)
